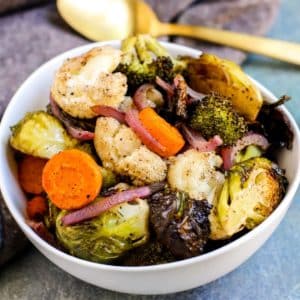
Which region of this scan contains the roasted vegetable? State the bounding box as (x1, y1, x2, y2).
(210, 157, 287, 239)
(18, 155, 47, 194)
(116, 35, 185, 89)
(10, 111, 78, 158)
(187, 53, 263, 121)
(150, 188, 211, 259)
(189, 95, 248, 145)
(56, 198, 150, 263)
(254, 95, 294, 150)
(44, 200, 60, 230)
(51, 46, 127, 118)
(122, 240, 175, 266)
(94, 116, 167, 185)
(168, 149, 225, 203)
(42, 149, 103, 210)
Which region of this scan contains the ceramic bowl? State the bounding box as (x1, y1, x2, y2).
(0, 41, 299, 295)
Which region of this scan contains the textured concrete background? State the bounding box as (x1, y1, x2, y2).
(1, 0, 300, 299)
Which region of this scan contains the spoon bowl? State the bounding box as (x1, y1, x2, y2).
(57, 0, 300, 65)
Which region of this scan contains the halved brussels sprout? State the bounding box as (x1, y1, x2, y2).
(10, 111, 78, 158)
(210, 157, 287, 239)
(56, 198, 150, 263)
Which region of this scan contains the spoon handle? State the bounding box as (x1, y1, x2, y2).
(158, 23, 300, 65)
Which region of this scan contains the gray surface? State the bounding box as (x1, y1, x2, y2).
(1, 0, 300, 299)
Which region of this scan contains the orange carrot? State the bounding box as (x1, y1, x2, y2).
(18, 155, 48, 194)
(42, 149, 102, 210)
(138, 107, 185, 157)
(27, 196, 48, 220)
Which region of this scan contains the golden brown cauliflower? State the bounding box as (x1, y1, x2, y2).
(94, 117, 167, 185)
(51, 47, 127, 118)
(167, 149, 225, 203)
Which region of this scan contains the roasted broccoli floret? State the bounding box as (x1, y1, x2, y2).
(189, 95, 248, 145)
(10, 111, 78, 158)
(150, 188, 211, 259)
(186, 53, 263, 121)
(116, 35, 185, 89)
(210, 157, 287, 239)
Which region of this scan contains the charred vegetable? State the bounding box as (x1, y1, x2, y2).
(10, 111, 78, 158)
(122, 240, 175, 266)
(116, 35, 185, 89)
(210, 157, 287, 239)
(189, 95, 248, 145)
(254, 95, 294, 150)
(150, 188, 211, 259)
(56, 198, 150, 263)
(187, 53, 263, 121)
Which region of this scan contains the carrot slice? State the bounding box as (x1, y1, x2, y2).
(27, 196, 48, 220)
(138, 107, 185, 157)
(18, 155, 48, 194)
(42, 149, 102, 210)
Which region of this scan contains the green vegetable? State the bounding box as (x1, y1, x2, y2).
(235, 145, 263, 163)
(189, 95, 248, 145)
(44, 200, 60, 229)
(116, 35, 185, 89)
(210, 157, 287, 239)
(99, 167, 118, 189)
(10, 111, 78, 158)
(185, 53, 263, 121)
(76, 143, 118, 188)
(56, 199, 150, 263)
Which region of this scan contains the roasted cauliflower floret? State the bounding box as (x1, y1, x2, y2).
(168, 149, 225, 203)
(94, 117, 167, 185)
(51, 47, 127, 118)
(118, 146, 167, 185)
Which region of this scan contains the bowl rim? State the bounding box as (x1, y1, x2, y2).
(1, 40, 300, 273)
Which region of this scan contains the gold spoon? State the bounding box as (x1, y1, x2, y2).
(57, 0, 300, 65)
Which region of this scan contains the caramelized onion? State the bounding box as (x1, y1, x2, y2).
(182, 125, 223, 152)
(91, 105, 125, 123)
(221, 132, 270, 170)
(62, 183, 165, 225)
(50, 94, 95, 141)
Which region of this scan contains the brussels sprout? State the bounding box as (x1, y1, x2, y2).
(99, 167, 118, 189)
(210, 157, 287, 239)
(150, 188, 211, 259)
(10, 111, 78, 158)
(44, 201, 60, 229)
(56, 198, 149, 263)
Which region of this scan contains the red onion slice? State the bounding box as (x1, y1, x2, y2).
(65, 126, 95, 141)
(91, 105, 125, 123)
(155, 76, 174, 96)
(62, 182, 165, 226)
(125, 109, 166, 156)
(221, 132, 270, 170)
(182, 125, 223, 152)
(186, 86, 206, 100)
(50, 94, 95, 141)
(133, 84, 163, 110)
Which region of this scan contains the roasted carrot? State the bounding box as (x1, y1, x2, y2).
(18, 155, 48, 194)
(42, 149, 102, 210)
(27, 196, 48, 220)
(138, 107, 185, 157)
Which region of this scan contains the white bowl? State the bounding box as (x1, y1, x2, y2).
(0, 41, 299, 295)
